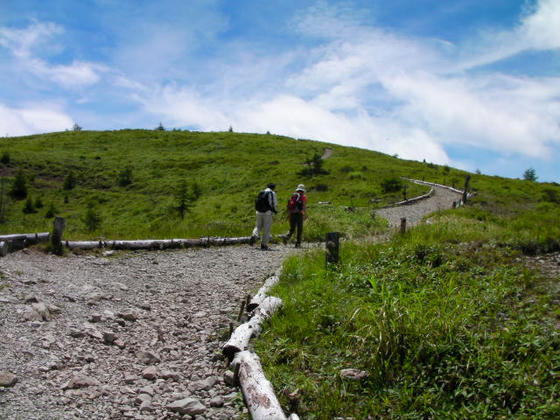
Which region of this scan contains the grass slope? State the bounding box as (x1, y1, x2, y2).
(255, 176, 560, 418)
(0, 129, 467, 239)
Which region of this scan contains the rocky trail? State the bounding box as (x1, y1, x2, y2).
(0, 245, 300, 420)
(0, 183, 464, 420)
(376, 184, 463, 227)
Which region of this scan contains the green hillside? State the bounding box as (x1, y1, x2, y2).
(0, 129, 468, 240)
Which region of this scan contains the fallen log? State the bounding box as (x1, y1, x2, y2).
(24, 232, 50, 245)
(223, 296, 283, 359)
(247, 275, 280, 312)
(232, 351, 287, 420)
(66, 241, 103, 250)
(108, 240, 172, 250)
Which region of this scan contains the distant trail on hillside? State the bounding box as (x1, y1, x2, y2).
(321, 148, 333, 159)
(376, 185, 462, 228)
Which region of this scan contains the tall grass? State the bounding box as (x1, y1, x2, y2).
(255, 211, 560, 418)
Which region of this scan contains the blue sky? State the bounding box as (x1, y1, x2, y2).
(1, 0, 559, 182)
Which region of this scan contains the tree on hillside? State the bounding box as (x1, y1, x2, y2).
(299, 153, 329, 177)
(523, 167, 538, 182)
(175, 181, 193, 219)
(72, 123, 82, 131)
(63, 171, 77, 190)
(10, 169, 27, 200)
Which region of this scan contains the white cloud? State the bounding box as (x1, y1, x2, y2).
(520, 0, 560, 50)
(0, 103, 74, 137)
(0, 21, 104, 88)
(0, 21, 63, 58)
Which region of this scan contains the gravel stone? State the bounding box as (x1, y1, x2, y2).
(0, 245, 298, 419)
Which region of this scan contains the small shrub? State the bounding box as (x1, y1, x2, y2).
(45, 203, 56, 218)
(340, 165, 354, 173)
(348, 171, 366, 180)
(542, 188, 559, 203)
(381, 177, 403, 193)
(0, 151, 10, 164)
(10, 169, 27, 199)
(34, 197, 44, 209)
(299, 153, 329, 177)
(63, 171, 76, 190)
(118, 167, 133, 187)
(83, 204, 102, 232)
(314, 184, 329, 192)
(22, 197, 36, 214)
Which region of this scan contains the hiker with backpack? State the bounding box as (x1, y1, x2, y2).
(284, 184, 307, 248)
(251, 183, 278, 251)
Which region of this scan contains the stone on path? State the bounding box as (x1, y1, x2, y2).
(166, 397, 206, 415)
(0, 371, 17, 387)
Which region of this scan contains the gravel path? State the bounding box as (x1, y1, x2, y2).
(0, 183, 461, 419)
(0, 244, 301, 420)
(376, 185, 463, 227)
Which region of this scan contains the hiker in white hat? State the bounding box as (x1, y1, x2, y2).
(284, 184, 307, 248)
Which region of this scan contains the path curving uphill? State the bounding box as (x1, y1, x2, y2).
(0, 245, 300, 420)
(376, 185, 463, 228)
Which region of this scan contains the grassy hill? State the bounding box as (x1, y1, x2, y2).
(0, 129, 471, 240)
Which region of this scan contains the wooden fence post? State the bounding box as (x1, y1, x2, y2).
(52, 217, 66, 255)
(400, 218, 407, 234)
(463, 175, 471, 204)
(326, 232, 340, 266)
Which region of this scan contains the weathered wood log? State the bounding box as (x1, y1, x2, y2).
(247, 275, 280, 312)
(109, 240, 171, 250)
(223, 296, 283, 359)
(24, 232, 50, 245)
(66, 241, 103, 249)
(232, 351, 287, 420)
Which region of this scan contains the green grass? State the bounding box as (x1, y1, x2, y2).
(2, 130, 558, 242)
(255, 207, 560, 418)
(0, 129, 441, 239)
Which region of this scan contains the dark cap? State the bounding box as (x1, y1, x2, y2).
(267, 183, 276, 190)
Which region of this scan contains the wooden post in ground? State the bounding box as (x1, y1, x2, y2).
(463, 175, 471, 204)
(326, 232, 340, 267)
(0, 241, 7, 257)
(52, 217, 66, 255)
(400, 218, 407, 234)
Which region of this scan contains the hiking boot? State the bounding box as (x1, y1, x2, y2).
(282, 236, 289, 245)
(295, 243, 301, 248)
(261, 244, 269, 251)
(249, 235, 256, 245)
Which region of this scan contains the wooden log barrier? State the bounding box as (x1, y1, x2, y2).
(223, 296, 283, 360)
(0, 234, 26, 253)
(66, 241, 103, 250)
(247, 275, 280, 312)
(232, 351, 288, 420)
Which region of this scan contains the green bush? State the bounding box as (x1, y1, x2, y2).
(63, 171, 77, 190)
(380, 177, 402, 193)
(10, 169, 27, 200)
